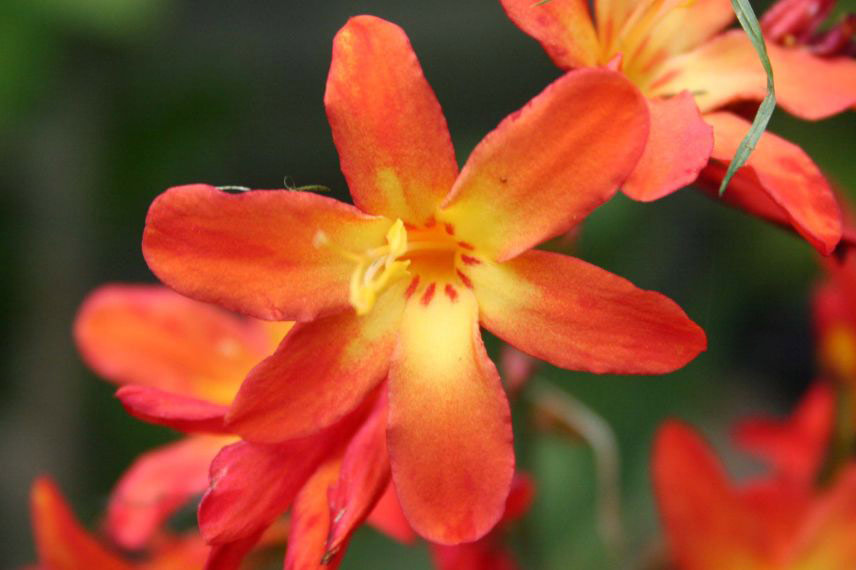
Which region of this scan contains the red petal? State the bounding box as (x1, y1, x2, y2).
(440, 68, 648, 261)
(704, 112, 842, 254)
(653, 421, 766, 569)
(388, 288, 514, 544)
(198, 403, 367, 544)
(203, 530, 264, 570)
(106, 435, 230, 550)
(500, 0, 599, 69)
(143, 184, 393, 322)
(284, 459, 345, 570)
(30, 478, 132, 570)
(365, 483, 416, 544)
(326, 393, 390, 559)
(325, 15, 457, 224)
(74, 284, 281, 405)
(472, 249, 706, 375)
(117, 385, 229, 434)
(226, 284, 404, 443)
(793, 466, 856, 568)
(622, 92, 713, 201)
(733, 382, 834, 485)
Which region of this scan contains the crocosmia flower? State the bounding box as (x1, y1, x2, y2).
(29, 477, 209, 570)
(501, 0, 856, 253)
(654, 421, 856, 570)
(143, 15, 706, 544)
(74, 284, 289, 551)
(75, 285, 405, 569)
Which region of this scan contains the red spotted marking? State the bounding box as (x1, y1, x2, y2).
(424, 217, 437, 228)
(421, 283, 436, 306)
(405, 276, 421, 299)
(444, 223, 455, 236)
(458, 241, 475, 250)
(456, 270, 473, 289)
(444, 284, 458, 302)
(460, 254, 480, 266)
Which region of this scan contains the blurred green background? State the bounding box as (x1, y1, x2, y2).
(1, 0, 854, 568)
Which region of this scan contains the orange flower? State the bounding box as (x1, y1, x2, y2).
(500, 0, 855, 254)
(654, 421, 856, 569)
(75, 285, 402, 569)
(74, 284, 288, 551)
(29, 477, 209, 570)
(143, 15, 706, 544)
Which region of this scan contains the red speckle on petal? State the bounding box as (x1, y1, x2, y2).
(421, 283, 436, 306)
(458, 241, 475, 250)
(444, 284, 458, 302)
(405, 276, 421, 299)
(424, 217, 437, 228)
(456, 270, 473, 289)
(460, 255, 480, 266)
(444, 223, 455, 236)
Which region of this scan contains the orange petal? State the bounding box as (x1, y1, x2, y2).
(325, 15, 457, 224)
(622, 92, 712, 201)
(653, 421, 766, 570)
(30, 477, 132, 570)
(650, 30, 856, 119)
(140, 534, 209, 570)
(74, 284, 282, 405)
(326, 392, 390, 559)
(365, 483, 416, 544)
(439, 68, 648, 261)
(226, 283, 405, 443)
(388, 287, 514, 544)
(106, 435, 231, 550)
(500, 0, 599, 69)
(143, 184, 393, 322)
(203, 531, 264, 570)
(792, 466, 856, 569)
(705, 112, 842, 254)
(199, 441, 326, 544)
(116, 385, 229, 434)
(284, 459, 345, 570)
(733, 382, 834, 485)
(471, 249, 705, 375)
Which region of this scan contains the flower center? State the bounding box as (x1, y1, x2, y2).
(315, 219, 467, 315)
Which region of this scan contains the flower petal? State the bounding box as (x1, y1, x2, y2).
(284, 459, 345, 570)
(366, 483, 416, 544)
(226, 283, 405, 443)
(117, 385, 229, 434)
(30, 478, 132, 570)
(653, 421, 766, 570)
(75, 284, 282, 405)
(326, 393, 390, 559)
(470, 249, 706, 375)
(649, 30, 856, 119)
(388, 288, 514, 544)
(704, 112, 842, 255)
(143, 184, 393, 322)
(204, 531, 264, 570)
(439, 68, 648, 261)
(199, 440, 330, 543)
(622, 92, 713, 201)
(733, 382, 834, 485)
(325, 16, 457, 224)
(500, 0, 599, 69)
(792, 466, 856, 569)
(105, 435, 230, 550)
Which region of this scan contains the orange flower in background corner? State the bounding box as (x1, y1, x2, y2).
(654, 421, 856, 570)
(142, 14, 706, 544)
(501, 0, 855, 254)
(75, 285, 409, 569)
(29, 477, 209, 570)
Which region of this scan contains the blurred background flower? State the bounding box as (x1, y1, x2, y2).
(1, 0, 853, 568)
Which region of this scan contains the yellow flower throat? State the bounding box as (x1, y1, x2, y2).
(315, 219, 473, 315)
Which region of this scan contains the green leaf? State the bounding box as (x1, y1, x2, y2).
(719, 0, 776, 195)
